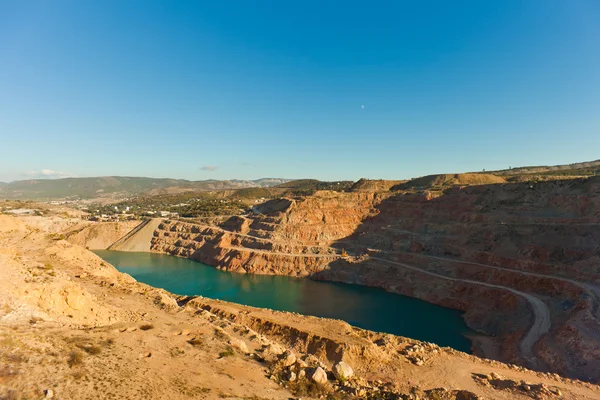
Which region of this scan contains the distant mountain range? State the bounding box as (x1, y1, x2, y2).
(0, 176, 291, 200)
(2, 159, 598, 201)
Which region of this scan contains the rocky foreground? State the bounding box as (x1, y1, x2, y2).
(1, 214, 600, 399)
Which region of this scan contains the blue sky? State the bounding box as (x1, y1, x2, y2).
(0, 1, 599, 182)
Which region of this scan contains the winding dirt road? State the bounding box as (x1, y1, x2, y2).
(368, 256, 551, 366)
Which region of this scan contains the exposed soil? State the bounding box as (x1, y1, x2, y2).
(2, 214, 599, 399)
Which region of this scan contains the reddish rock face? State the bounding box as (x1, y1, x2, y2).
(151, 178, 600, 383)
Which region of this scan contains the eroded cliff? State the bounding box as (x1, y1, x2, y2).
(150, 177, 600, 383)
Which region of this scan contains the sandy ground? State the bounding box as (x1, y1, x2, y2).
(0, 214, 599, 400)
(107, 218, 163, 252)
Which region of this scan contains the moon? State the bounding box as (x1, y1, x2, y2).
(361, 105, 365, 109)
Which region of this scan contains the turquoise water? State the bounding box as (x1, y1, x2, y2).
(94, 250, 474, 352)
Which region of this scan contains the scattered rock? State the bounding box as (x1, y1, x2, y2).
(284, 370, 297, 382)
(296, 358, 308, 368)
(261, 343, 285, 363)
(279, 350, 296, 367)
(489, 372, 502, 380)
(311, 367, 328, 385)
(550, 387, 562, 396)
(44, 389, 54, 398)
(333, 361, 353, 381)
(230, 338, 250, 354)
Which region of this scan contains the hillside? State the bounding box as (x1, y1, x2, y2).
(2, 213, 597, 399)
(0, 176, 290, 200)
(490, 160, 600, 177)
(151, 176, 600, 383)
(275, 179, 354, 195)
(394, 173, 506, 191)
(350, 178, 407, 192)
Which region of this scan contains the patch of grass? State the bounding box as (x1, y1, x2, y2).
(213, 328, 227, 340)
(170, 347, 185, 357)
(81, 345, 102, 355)
(139, 324, 154, 331)
(66, 336, 103, 356)
(47, 233, 66, 241)
(218, 346, 235, 358)
(67, 351, 84, 367)
(286, 378, 336, 399)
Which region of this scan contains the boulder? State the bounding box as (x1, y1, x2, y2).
(230, 339, 250, 354)
(261, 343, 285, 363)
(279, 351, 296, 367)
(333, 361, 354, 381)
(311, 367, 328, 385)
(284, 370, 297, 382)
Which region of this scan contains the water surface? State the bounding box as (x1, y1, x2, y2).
(95, 250, 474, 352)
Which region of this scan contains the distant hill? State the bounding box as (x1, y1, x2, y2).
(488, 159, 600, 177)
(275, 179, 354, 194)
(395, 173, 506, 191)
(349, 179, 407, 192)
(0, 176, 290, 200)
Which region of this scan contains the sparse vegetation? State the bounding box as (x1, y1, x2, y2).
(286, 379, 330, 398)
(276, 179, 354, 196)
(213, 328, 228, 340)
(170, 347, 185, 357)
(67, 351, 84, 367)
(81, 345, 102, 355)
(91, 191, 248, 219)
(218, 346, 235, 358)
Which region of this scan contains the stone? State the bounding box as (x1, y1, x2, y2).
(296, 358, 308, 368)
(265, 343, 284, 355)
(311, 367, 328, 385)
(279, 351, 296, 367)
(285, 370, 297, 382)
(333, 361, 354, 381)
(298, 369, 306, 379)
(44, 389, 54, 398)
(260, 343, 287, 363)
(230, 339, 250, 354)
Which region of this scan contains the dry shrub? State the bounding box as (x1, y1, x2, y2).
(67, 351, 83, 367)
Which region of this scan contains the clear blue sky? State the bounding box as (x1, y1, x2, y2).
(0, 1, 599, 182)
